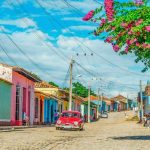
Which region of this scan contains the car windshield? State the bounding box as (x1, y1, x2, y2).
(62, 112, 80, 118)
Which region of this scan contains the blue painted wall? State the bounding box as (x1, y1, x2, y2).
(44, 99, 58, 124)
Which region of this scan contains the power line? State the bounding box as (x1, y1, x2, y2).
(61, 65, 70, 88)
(0, 49, 7, 63)
(92, 0, 103, 5)
(49, 0, 150, 77)
(75, 60, 143, 90)
(0, 41, 18, 66)
(6, 0, 69, 62)
(0, 26, 59, 79)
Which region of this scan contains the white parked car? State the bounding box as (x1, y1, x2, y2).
(100, 112, 108, 118)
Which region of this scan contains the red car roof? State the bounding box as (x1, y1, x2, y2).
(62, 110, 81, 114)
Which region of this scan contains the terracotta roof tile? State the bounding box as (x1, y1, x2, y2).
(35, 82, 58, 88)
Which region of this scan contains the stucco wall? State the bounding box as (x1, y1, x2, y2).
(144, 96, 150, 114)
(0, 80, 11, 121)
(11, 71, 35, 125)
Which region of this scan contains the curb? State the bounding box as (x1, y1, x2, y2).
(0, 124, 55, 132)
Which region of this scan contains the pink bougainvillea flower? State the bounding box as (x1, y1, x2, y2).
(113, 45, 120, 52)
(121, 23, 127, 27)
(128, 31, 133, 35)
(111, 26, 116, 30)
(100, 19, 106, 27)
(135, 0, 143, 5)
(125, 46, 129, 54)
(145, 26, 150, 32)
(136, 42, 140, 47)
(104, 0, 114, 21)
(82, 10, 94, 21)
(105, 37, 113, 43)
(147, 44, 150, 48)
(135, 19, 143, 26)
(101, 18, 106, 23)
(126, 38, 137, 45)
(142, 44, 150, 49)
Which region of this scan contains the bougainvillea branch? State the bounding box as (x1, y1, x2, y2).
(83, 0, 150, 72)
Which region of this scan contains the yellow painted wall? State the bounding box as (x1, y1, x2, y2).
(63, 101, 69, 111)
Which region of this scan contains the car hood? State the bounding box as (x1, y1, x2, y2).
(59, 117, 80, 124)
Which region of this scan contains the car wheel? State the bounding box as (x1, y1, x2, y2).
(80, 127, 84, 131)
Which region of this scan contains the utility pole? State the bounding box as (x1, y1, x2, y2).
(140, 80, 144, 121)
(100, 92, 103, 113)
(98, 88, 100, 113)
(127, 94, 129, 110)
(88, 84, 91, 123)
(69, 57, 73, 111)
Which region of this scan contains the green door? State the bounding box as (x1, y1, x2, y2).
(0, 80, 11, 120)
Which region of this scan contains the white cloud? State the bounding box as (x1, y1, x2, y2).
(0, 26, 10, 33)
(0, 27, 149, 98)
(2, 0, 30, 9)
(62, 17, 82, 21)
(69, 25, 95, 31)
(0, 17, 37, 29)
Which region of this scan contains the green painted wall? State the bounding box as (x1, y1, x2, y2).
(0, 81, 11, 120)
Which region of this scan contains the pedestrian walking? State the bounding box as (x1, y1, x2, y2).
(25, 115, 29, 126)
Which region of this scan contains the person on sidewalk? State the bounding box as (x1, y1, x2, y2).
(25, 115, 29, 126)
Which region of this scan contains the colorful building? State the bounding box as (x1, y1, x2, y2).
(0, 78, 12, 126)
(35, 82, 65, 124)
(0, 63, 40, 126)
(143, 82, 150, 115)
(35, 82, 64, 113)
(111, 95, 128, 111)
(82, 101, 98, 122)
(84, 95, 111, 113)
(72, 95, 84, 111)
(34, 90, 45, 124)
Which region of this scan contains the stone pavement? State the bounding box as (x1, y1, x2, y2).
(0, 111, 150, 150)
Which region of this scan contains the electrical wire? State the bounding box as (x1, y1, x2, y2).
(0, 41, 18, 66)
(0, 26, 59, 79)
(45, 0, 150, 77)
(7, 0, 69, 62)
(61, 65, 70, 88)
(75, 60, 143, 90)
(0, 49, 7, 63)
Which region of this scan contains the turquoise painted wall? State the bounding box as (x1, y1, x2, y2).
(0, 81, 11, 120)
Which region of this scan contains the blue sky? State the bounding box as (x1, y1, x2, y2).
(0, 0, 149, 98)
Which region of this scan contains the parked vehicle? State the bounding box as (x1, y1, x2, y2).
(55, 111, 84, 130)
(143, 113, 150, 127)
(100, 112, 108, 118)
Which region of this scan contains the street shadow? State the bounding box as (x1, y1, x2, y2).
(110, 135, 150, 140)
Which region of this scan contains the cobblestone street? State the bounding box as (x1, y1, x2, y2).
(0, 112, 150, 150)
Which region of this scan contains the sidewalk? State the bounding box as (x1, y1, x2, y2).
(0, 124, 55, 132)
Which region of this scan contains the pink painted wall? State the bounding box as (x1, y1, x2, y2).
(11, 71, 35, 126)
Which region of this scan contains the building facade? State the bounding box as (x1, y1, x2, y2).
(0, 79, 12, 125)
(0, 63, 40, 126)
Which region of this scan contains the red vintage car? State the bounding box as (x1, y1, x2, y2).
(56, 111, 84, 130)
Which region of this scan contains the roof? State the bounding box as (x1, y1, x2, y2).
(83, 101, 98, 107)
(73, 94, 84, 102)
(111, 94, 127, 103)
(0, 63, 41, 82)
(35, 89, 61, 101)
(0, 63, 13, 68)
(0, 78, 13, 85)
(84, 95, 111, 103)
(35, 81, 58, 88)
(13, 67, 41, 82)
(62, 111, 81, 114)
